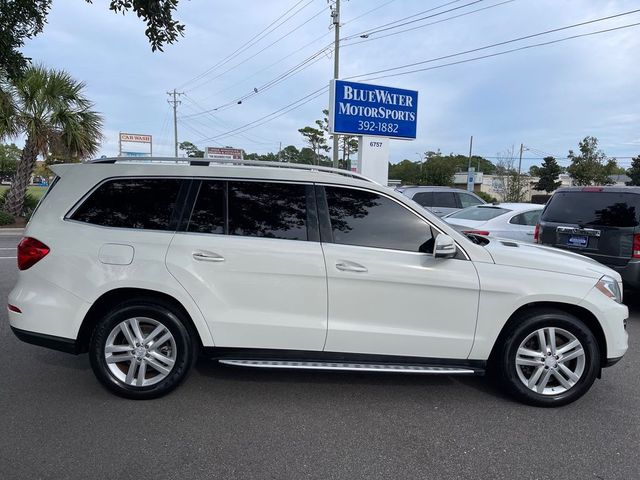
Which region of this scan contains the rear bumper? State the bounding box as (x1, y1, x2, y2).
(610, 260, 640, 289)
(11, 326, 78, 354)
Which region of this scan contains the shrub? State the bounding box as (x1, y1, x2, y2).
(0, 190, 39, 216)
(476, 191, 499, 203)
(0, 210, 15, 226)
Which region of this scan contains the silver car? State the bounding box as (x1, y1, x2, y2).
(397, 186, 486, 217)
(444, 203, 544, 242)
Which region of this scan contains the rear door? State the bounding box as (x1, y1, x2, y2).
(431, 191, 459, 217)
(505, 209, 541, 242)
(165, 179, 328, 351)
(539, 190, 639, 267)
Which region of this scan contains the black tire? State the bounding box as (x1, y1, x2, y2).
(495, 308, 600, 407)
(89, 299, 196, 399)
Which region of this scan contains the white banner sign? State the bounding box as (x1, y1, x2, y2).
(120, 133, 152, 143)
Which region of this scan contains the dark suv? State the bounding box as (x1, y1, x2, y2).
(537, 186, 640, 288)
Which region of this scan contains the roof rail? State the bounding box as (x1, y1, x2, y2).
(88, 157, 375, 183)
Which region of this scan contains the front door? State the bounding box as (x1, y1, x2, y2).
(319, 185, 480, 359)
(166, 179, 327, 350)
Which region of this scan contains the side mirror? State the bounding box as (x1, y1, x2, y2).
(434, 234, 457, 259)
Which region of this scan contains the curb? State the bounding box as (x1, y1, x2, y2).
(0, 228, 24, 236)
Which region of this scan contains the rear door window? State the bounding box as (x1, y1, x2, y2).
(228, 181, 308, 241)
(432, 192, 457, 208)
(411, 191, 433, 207)
(543, 192, 640, 227)
(510, 210, 541, 226)
(71, 178, 184, 230)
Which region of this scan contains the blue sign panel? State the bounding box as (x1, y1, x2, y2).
(330, 80, 418, 140)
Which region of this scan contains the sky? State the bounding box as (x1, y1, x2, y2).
(21, 0, 640, 171)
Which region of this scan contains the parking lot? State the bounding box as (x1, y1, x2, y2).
(1, 231, 639, 480)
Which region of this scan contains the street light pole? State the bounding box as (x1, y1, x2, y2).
(331, 0, 340, 168)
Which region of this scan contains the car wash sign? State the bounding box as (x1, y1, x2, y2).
(329, 80, 418, 140)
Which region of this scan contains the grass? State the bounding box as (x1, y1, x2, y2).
(0, 185, 48, 200)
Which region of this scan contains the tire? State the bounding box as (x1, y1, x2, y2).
(495, 308, 600, 407)
(89, 299, 196, 399)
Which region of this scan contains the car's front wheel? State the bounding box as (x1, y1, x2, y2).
(496, 309, 600, 407)
(89, 299, 196, 399)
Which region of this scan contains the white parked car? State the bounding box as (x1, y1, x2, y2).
(8, 158, 628, 406)
(444, 203, 544, 242)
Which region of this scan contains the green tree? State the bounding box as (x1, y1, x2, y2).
(0, 66, 103, 216)
(298, 126, 328, 165)
(2, 0, 184, 81)
(388, 160, 422, 185)
(567, 136, 617, 186)
(534, 156, 562, 193)
(179, 141, 204, 158)
(422, 156, 455, 186)
(627, 155, 640, 186)
(280, 145, 301, 163)
(0, 143, 21, 179)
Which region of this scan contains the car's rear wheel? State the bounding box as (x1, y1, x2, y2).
(89, 300, 195, 399)
(496, 309, 600, 407)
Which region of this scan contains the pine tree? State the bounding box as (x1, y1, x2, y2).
(534, 156, 562, 193)
(626, 155, 640, 186)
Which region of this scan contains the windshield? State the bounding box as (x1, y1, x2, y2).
(447, 206, 510, 221)
(543, 191, 640, 227)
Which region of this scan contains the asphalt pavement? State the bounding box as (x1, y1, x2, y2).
(1, 231, 639, 480)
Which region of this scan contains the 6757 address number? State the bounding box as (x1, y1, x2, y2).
(357, 120, 399, 134)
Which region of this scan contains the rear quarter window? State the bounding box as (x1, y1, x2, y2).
(543, 192, 640, 227)
(70, 178, 184, 230)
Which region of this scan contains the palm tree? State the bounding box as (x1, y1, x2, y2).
(0, 66, 103, 216)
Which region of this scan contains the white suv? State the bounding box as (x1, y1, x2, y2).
(8, 158, 628, 406)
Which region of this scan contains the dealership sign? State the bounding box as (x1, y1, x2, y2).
(119, 133, 152, 143)
(206, 147, 244, 160)
(329, 80, 418, 140)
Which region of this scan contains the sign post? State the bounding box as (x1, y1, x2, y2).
(467, 167, 475, 192)
(329, 80, 418, 185)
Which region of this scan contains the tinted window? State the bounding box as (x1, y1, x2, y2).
(72, 178, 182, 230)
(228, 181, 307, 240)
(432, 192, 457, 208)
(458, 192, 483, 208)
(188, 180, 225, 234)
(543, 192, 639, 227)
(325, 187, 433, 252)
(412, 191, 433, 207)
(448, 206, 510, 221)
(510, 210, 541, 226)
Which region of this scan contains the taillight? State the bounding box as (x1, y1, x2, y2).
(633, 233, 640, 259)
(17, 237, 50, 270)
(533, 224, 540, 243)
(7, 304, 22, 313)
(463, 230, 490, 236)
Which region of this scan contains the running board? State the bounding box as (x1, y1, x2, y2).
(218, 359, 477, 374)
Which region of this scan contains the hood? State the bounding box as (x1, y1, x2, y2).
(482, 238, 621, 281)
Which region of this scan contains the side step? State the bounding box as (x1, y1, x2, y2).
(218, 359, 478, 374)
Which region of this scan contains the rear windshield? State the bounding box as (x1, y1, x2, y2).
(447, 206, 510, 221)
(543, 191, 640, 227)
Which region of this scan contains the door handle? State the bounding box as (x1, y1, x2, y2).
(192, 251, 225, 262)
(336, 260, 368, 273)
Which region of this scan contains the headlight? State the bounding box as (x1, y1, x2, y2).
(596, 275, 623, 303)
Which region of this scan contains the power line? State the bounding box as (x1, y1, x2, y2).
(342, 0, 516, 48)
(177, 0, 313, 90)
(342, 0, 475, 41)
(342, 0, 399, 26)
(195, 85, 328, 143)
(185, 4, 330, 93)
(347, 10, 640, 80)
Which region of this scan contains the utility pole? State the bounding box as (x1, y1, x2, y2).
(466, 135, 474, 191)
(331, 0, 340, 168)
(517, 143, 524, 202)
(167, 89, 183, 157)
